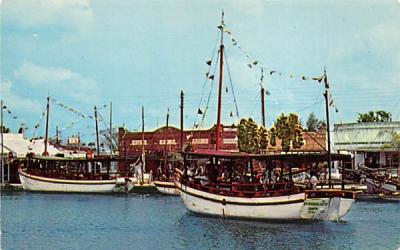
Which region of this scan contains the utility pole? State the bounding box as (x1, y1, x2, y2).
(43, 96, 50, 156)
(323, 69, 332, 189)
(163, 109, 170, 175)
(180, 91, 184, 151)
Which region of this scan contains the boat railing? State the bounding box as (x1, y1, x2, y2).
(181, 177, 301, 198)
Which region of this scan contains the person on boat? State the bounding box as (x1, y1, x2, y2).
(310, 171, 318, 190)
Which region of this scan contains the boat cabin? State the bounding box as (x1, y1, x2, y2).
(179, 150, 352, 198)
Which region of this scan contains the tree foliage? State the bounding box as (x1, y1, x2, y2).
(305, 112, 324, 132)
(270, 113, 304, 152)
(237, 118, 269, 153)
(357, 110, 392, 123)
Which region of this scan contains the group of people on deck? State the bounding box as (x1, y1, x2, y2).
(183, 159, 321, 190)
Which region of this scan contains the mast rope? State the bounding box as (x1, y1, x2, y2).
(194, 29, 221, 129)
(223, 50, 240, 119)
(198, 51, 219, 128)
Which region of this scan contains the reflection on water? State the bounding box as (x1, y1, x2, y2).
(1, 192, 399, 250)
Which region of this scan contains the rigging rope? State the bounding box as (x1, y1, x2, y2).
(223, 50, 240, 119)
(195, 28, 221, 128)
(199, 52, 219, 128)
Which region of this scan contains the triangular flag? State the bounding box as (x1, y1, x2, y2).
(206, 60, 212, 66)
(312, 76, 324, 83)
(197, 108, 203, 115)
(208, 75, 214, 80)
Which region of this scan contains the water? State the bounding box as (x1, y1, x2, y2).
(1, 192, 399, 250)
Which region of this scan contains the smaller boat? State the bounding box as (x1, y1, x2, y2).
(365, 177, 399, 195)
(363, 167, 399, 195)
(19, 155, 135, 193)
(154, 179, 179, 195)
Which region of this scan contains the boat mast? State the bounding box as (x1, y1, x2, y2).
(94, 106, 100, 158)
(180, 90, 184, 152)
(163, 109, 169, 174)
(141, 106, 145, 184)
(216, 11, 224, 151)
(323, 69, 332, 188)
(260, 68, 266, 127)
(108, 102, 112, 178)
(43, 96, 50, 156)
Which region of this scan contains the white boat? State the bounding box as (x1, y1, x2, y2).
(154, 180, 179, 195)
(175, 151, 355, 222)
(19, 169, 130, 193)
(18, 156, 135, 193)
(174, 13, 355, 222)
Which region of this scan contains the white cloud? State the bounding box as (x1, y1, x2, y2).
(2, 0, 93, 30)
(0, 79, 42, 114)
(14, 62, 100, 104)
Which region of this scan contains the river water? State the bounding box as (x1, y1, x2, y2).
(1, 192, 399, 250)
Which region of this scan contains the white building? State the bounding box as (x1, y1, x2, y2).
(0, 133, 84, 158)
(334, 122, 400, 169)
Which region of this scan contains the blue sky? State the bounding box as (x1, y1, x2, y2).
(1, 0, 400, 142)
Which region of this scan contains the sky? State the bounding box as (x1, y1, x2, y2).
(1, 0, 400, 142)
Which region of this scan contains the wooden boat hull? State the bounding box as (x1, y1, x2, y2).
(300, 196, 354, 221)
(154, 180, 179, 195)
(176, 180, 354, 221)
(19, 170, 121, 193)
(176, 180, 306, 220)
(366, 178, 398, 195)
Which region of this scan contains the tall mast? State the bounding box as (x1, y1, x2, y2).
(141, 106, 145, 184)
(94, 106, 100, 158)
(180, 90, 184, 151)
(260, 68, 266, 127)
(163, 109, 169, 172)
(109, 102, 113, 157)
(56, 125, 59, 144)
(323, 69, 332, 188)
(1, 100, 4, 184)
(216, 11, 224, 151)
(43, 96, 50, 156)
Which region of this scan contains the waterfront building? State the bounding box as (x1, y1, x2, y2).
(333, 121, 400, 169)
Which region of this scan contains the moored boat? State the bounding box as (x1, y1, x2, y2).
(175, 12, 355, 222)
(175, 150, 355, 221)
(154, 180, 179, 195)
(19, 155, 134, 193)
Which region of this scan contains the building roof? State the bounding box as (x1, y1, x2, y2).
(334, 121, 400, 152)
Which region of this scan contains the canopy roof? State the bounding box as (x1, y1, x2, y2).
(184, 150, 351, 162)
